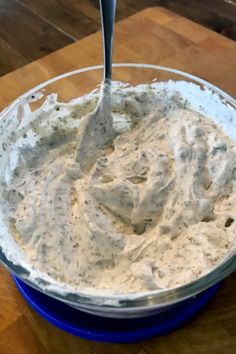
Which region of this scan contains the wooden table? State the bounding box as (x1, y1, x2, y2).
(0, 7, 236, 354)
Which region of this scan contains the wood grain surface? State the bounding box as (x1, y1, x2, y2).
(0, 7, 236, 354)
(0, 0, 236, 76)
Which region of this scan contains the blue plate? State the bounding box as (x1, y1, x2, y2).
(13, 275, 220, 343)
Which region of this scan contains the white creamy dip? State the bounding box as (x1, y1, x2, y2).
(1, 82, 236, 295)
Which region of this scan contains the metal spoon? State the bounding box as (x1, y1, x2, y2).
(100, 0, 116, 83)
(76, 0, 116, 172)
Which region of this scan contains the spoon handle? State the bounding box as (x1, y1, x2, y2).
(99, 0, 116, 82)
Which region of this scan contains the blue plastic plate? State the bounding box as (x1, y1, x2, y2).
(13, 275, 220, 343)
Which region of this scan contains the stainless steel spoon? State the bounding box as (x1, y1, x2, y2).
(76, 0, 117, 172)
(100, 0, 116, 83)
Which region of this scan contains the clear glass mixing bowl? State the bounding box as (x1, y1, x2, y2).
(0, 64, 236, 318)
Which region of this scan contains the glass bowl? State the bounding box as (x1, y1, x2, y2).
(0, 64, 236, 318)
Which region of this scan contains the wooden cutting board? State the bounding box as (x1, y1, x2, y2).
(0, 7, 236, 354)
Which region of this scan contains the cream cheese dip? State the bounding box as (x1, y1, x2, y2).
(1, 82, 236, 295)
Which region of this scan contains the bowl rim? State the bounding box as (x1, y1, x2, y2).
(1, 63, 236, 310)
